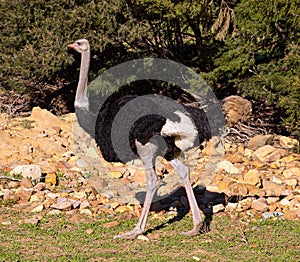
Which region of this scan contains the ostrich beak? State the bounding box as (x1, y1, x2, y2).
(68, 43, 77, 49)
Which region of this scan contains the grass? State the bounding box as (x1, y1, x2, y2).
(0, 207, 299, 262)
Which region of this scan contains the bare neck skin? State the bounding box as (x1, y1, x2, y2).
(75, 49, 90, 109)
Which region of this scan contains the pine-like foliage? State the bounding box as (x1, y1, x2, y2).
(209, 0, 299, 136)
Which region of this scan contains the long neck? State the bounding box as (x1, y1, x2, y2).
(75, 49, 90, 109)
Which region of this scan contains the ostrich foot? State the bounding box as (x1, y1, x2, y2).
(114, 227, 144, 239)
(180, 222, 203, 236)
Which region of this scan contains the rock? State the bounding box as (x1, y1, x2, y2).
(284, 209, 300, 220)
(34, 182, 46, 191)
(266, 197, 280, 204)
(282, 168, 300, 178)
(247, 135, 273, 151)
(86, 228, 94, 235)
(20, 178, 33, 188)
(10, 165, 42, 180)
(103, 221, 120, 228)
(131, 169, 147, 184)
(279, 198, 290, 206)
(243, 169, 260, 186)
(72, 191, 86, 200)
(115, 205, 132, 213)
(279, 136, 299, 148)
(28, 107, 64, 130)
(284, 178, 297, 188)
(213, 203, 225, 213)
(226, 202, 238, 212)
(251, 198, 269, 212)
(7, 181, 20, 189)
(45, 173, 57, 186)
(230, 183, 248, 195)
(216, 160, 239, 174)
(244, 148, 253, 158)
(262, 180, 287, 196)
(137, 235, 150, 242)
(30, 204, 44, 213)
(79, 209, 93, 216)
(1, 221, 12, 226)
(51, 201, 73, 211)
(24, 217, 39, 226)
(108, 171, 123, 179)
(48, 210, 62, 215)
(15, 187, 32, 202)
(80, 199, 91, 209)
(261, 212, 284, 220)
(87, 176, 108, 192)
(253, 145, 287, 162)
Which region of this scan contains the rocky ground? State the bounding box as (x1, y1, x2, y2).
(0, 107, 299, 228)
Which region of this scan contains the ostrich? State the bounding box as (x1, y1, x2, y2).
(69, 39, 212, 239)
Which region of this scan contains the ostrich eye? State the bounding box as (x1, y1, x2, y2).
(76, 41, 81, 46)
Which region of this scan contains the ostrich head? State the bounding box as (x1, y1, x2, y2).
(68, 39, 90, 53)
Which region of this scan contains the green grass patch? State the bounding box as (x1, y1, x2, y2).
(0, 210, 299, 261)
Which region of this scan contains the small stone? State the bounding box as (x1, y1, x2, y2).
(284, 209, 300, 220)
(226, 202, 238, 212)
(247, 135, 273, 150)
(10, 165, 42, 180)
(79, 209, 93, 216)
(7, 181, 20, 189)
(213, 204, 225, 213)
(244, 148, 253, 158)
(72, 191, 86, 200)
(24, 217, 39, 226)
(87, 176, 108, 192)
(86, 148, 99, 159)
(279, 136, 299, 148)
(282, 168, 300, 178)
(266, 197, 280, 204)
(80, 199, 91, 209)
(103, 221, 120, 228)
(253, 145, 287, 162)
(131, 169, 147, 183)
(251, 198, 269, 212)
(137, 235, 150, 241)
(15, 187, 32, 202)
(108, 171, 123, 179)
(279, 198, 290, 206)
(285, 178, 297, 188)
(216, 160, 239, 174)
(243, 169, 260, 186)
(261, 212, 284, 220)
(115, 205, 132, 213)
(262, 180, 287, 196)
(86, 228, 94, 235)
(45, 173, 57, 186)
(51, 201, 73, 211)
(1, 221, 12, 226)
(20, 178, 33, 188)
(34, 182, 46, 191)
(30, 204, 44, 213)
(48, 210, 62, 215)
(271, 176, 283, 184)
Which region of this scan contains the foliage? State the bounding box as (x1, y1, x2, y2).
(209, 0, 300, 136)
(0, 0, 233, 91)
(0, 0, 299, 136)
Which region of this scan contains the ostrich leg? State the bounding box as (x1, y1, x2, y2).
(169, 159, 203, 236)
(114, 140, 160, 239)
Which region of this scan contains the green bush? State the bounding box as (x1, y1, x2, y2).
(208, 0, 300, 137)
